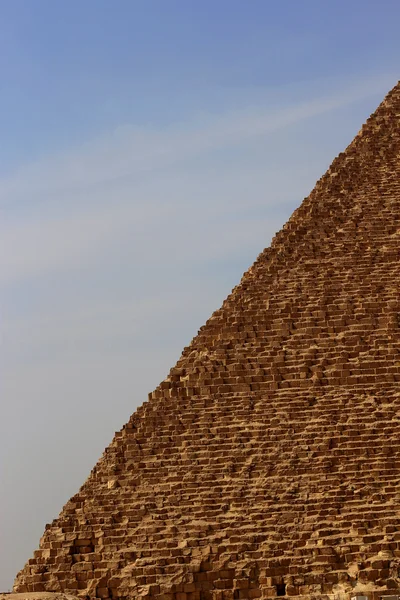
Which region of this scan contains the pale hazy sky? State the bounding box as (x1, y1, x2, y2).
(0, 0, 399, 590)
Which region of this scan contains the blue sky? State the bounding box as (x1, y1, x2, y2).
(1, 0, 400, 172)
(0, 0, 399, 591)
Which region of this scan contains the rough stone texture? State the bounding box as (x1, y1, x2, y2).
(13, 83, 400, 600)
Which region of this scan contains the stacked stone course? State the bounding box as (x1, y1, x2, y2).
(13, 83, 400, 600)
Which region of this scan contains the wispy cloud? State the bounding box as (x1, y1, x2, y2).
(1, 73, 395, 199)
(0, 72, 395, 287)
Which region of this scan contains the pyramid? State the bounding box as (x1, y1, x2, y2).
(14, 83, 400, 600)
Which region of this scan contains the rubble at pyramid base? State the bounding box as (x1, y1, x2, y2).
(3, 590, 400, 600)
(11, 83, 400, 600)
(0, 594, 78, 600)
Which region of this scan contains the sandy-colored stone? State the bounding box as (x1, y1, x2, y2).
(11, 82, 400, 600)
(0, 594, 78, 600)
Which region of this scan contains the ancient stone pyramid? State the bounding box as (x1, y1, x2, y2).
(14, 82, 400, 600)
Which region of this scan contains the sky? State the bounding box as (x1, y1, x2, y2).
(0, 0, 399, 591)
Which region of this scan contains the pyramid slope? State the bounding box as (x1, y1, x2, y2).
(14, 83, 400, 600)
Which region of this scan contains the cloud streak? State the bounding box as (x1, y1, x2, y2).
(0, 73, 394, 199)
(0, 72, 395, 287)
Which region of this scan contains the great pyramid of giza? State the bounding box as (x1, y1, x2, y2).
(13, 82, 400, 600)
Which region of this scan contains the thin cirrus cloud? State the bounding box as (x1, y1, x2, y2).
(0, 72, 395, 289)
(1, 73, 394, 198)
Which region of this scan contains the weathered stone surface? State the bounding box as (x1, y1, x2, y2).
(12, 82, 400, 600)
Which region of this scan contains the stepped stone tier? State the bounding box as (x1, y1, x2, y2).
(13, 82, 400, 600)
